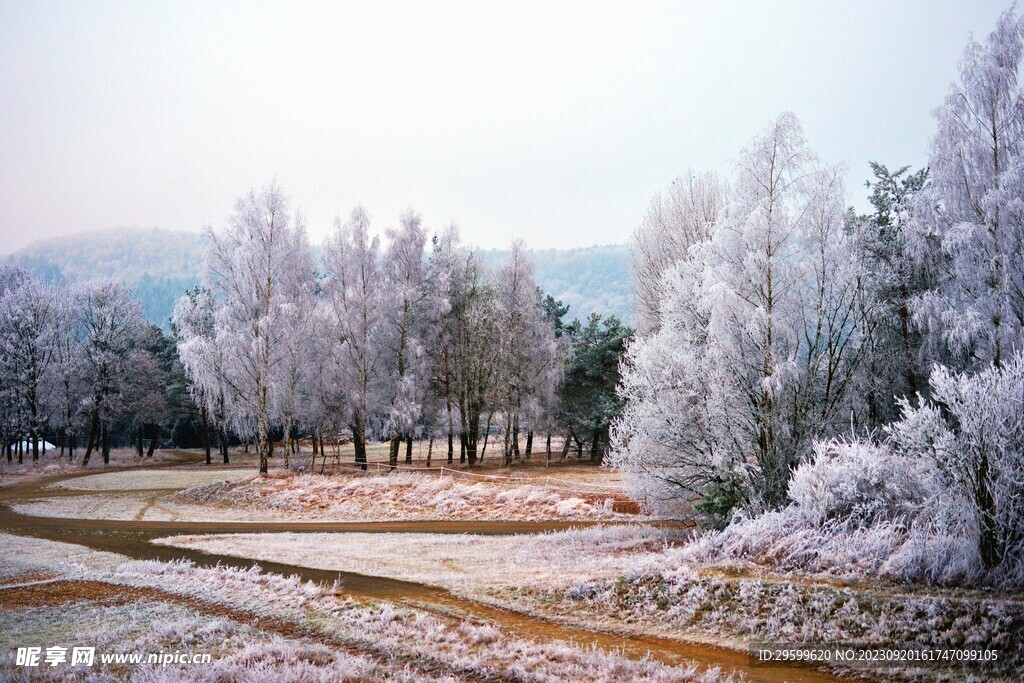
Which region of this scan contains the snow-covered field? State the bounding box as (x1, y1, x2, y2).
(49, 468, 251, 492)
(0, 449, 187, 488)
(172, 469, 639, 521)
(155, 525, 669, 594)
(157, 526, 1024, 681)
(0, 533, 726, 682)
(0, 598, 404, 682)
(12, 466, 641, 523)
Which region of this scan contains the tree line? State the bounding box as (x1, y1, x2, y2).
(173, 188, 630, 473)
(611, 9, 1024, 581)
(0, 274, 188, 464)
(0, 194, 630, 472)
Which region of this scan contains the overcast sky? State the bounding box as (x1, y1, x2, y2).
(0, 1, 1009, 253)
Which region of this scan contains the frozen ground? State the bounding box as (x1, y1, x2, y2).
(155, 525, 669, 594)
(158, 526, 1024, 682)
(0, 533, 726, 682)
(0, 449, 187, 488)
(48, 468, 251, 491)
(173, 469, 638, 521)
(13, 466, 643, 522)
(0, 596, 407, 682)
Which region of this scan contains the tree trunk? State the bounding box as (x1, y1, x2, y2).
(511, 413, 521, 460)
(426, 435, 434, 467)
(352, 417, 367, 470)
(147, 424, 158, 458)
(220, 427, 229, 463)
(459, 432, 466, 464)
(524, 430, 533, 459)
(137, 425, 144, 457)
(405, 435, 413, 465)
(978, 450, 1002, 569)
(590, 427, 603, 465)
(897, 284, 917, 395)
(201, 405, 211, 465)
(545, 432, 552, 461)
(283, 416, 292, 470)
(465, 412, 479, 465)
(83, 410, 99, 466)
(502, 414, 511, 465)
(388, 436, 400, 470)
(560, 434, 571, 460)
(447, 430, 454, 464)
(101, 422, 110, 465)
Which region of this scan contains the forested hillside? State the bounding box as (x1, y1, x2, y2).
(4, 228, 632, 327)
(4, 227, 206, 326)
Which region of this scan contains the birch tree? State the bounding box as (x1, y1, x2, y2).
(425, 225, 462, 463)
(324, 206, 384, 470)
(276, 217, 318, 468)
(77, 280, 146, 465)
(381, 212, 429, 468)
(630, 171, 726, 336)
(907, 7, 1024, 371)
(451, 251, 501, 464)
(204, 183, 301, 474)
(0, 278, 60, 461)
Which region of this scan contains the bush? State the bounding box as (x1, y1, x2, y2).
(787, 440, 935, 528)
(887, 351, 1024, 586)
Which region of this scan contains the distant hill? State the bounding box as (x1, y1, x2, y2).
(479, 245, 632, 325)
(5, 227, 634, 328)
(6, 227, 207, 327)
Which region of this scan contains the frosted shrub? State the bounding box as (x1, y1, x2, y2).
(888, 351, 1024, 586)
(788, 440, 935, 528)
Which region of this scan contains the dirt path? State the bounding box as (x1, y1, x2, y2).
(0, 453, 851, 683)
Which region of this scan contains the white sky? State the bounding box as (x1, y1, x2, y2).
(0, 0, 1008, 253)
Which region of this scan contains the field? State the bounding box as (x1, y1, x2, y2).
(0, 448, 1019, 682)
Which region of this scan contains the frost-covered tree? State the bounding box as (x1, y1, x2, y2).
(172, 286, 231, 464)
(630, 171, 726, 336)
(121, 324, 171, 458)
(323, 206, 385, 470)
(0, 277, 61, 461)
(50, 287, 84, 460)
(424, 225, 463, 463)
(76, 280, 147, 465)
(495, 241, 546, 462)
(275, 217, 318, 468)
(381, 211, 430, 468)
(612, 113, 867, 515)
(908, 8, 1024, 370)
(450, 251, 501, 464)
(203, 183, 303, 474)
